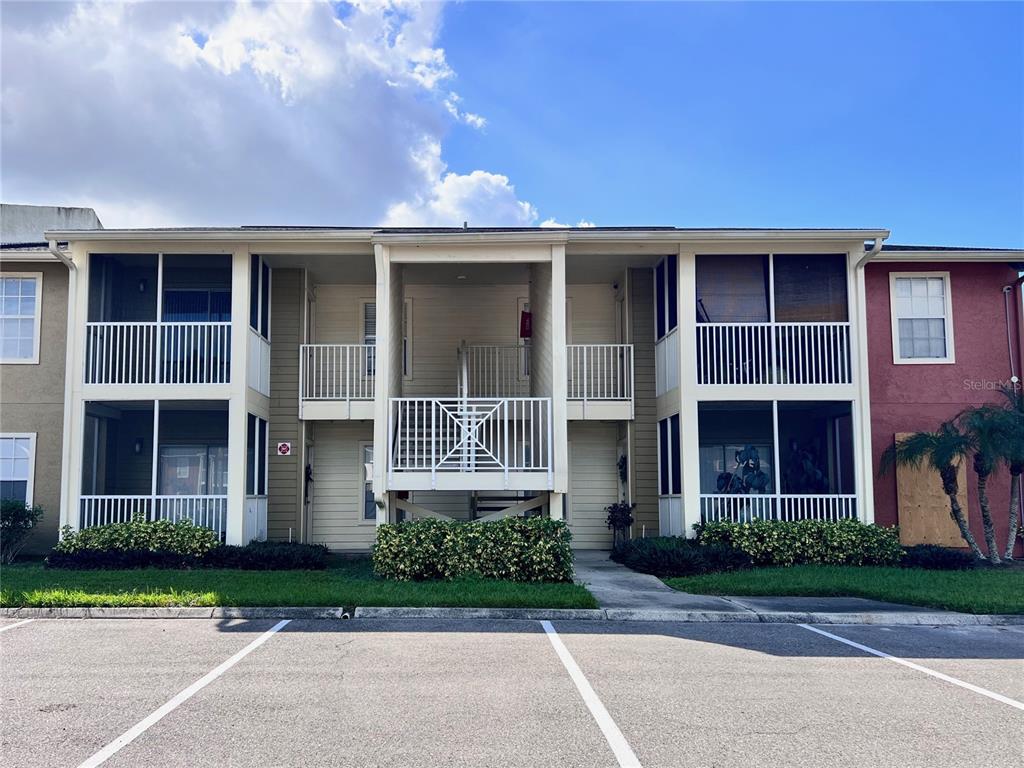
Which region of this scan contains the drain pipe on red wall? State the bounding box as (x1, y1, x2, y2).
(49, 239, 77, 537)
(1003, 271, 1024, 557)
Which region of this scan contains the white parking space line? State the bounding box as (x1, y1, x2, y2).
(798, 624, 1024, 711)
(540, 620, 642, 768)
(77, 619, 291, 768)
(0, 619, 34, 634)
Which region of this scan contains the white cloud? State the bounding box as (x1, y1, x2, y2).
(540, 218, 596, 228)
(0, 0, 509, 228)
(384, 140, 537, 226)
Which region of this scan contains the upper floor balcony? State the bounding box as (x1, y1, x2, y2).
(82, 252, 272, 395)
(693, 252, 853, 388)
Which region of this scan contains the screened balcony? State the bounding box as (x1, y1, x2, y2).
(698, 400, 857, 522)
(695, 254, 852, 386)
(84, 254, 232, 385)
(79, 400, 229, 535)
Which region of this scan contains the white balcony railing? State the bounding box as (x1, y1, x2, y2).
(84, 321, 231, 385)
(700, 493, 858, 523)
(696, 322, 852, 386)
(567, 344, 634, 401)
(389, 397, 552, 485)
(78, 495, 229, 536)
(300, 344, 375, 401)
(458, 344, 530, 398)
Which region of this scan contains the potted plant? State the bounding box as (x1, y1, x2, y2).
(605, 501, 636, 548)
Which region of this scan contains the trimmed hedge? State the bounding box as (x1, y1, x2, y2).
(611, 536, 751, 578)
(202, 541, 329, 570)
(54, 519, 220, 558)
(900, 544, 976, 571)
(373, 517, 574, 582)
(695, 519, 903, 567)
(47, 518, 329, 570)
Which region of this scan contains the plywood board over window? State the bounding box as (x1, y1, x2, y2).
(895, 432, 969, 547)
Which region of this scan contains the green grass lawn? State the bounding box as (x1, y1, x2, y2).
(664, 565, 1024, 615)
(0, 558, 597, 609)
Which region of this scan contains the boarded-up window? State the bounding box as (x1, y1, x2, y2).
(894, 432, 969, 546)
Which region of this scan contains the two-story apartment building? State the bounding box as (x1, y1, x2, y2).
(37, 225, 926, 551)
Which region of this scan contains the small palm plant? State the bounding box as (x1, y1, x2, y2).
(880, 421, 984, 560)
(988, 385, 1024, 559)
(957, 405, 1007, 564)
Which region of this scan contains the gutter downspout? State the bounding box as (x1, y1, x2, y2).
(1006, 273, 1024, 555)
(49, 240, 77, 535)
(855, 236, 884, 270)
(853, 236, 887, 526)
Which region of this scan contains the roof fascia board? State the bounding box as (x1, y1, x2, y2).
(875, 251, 1024, 263)
(43, 229, 379, 242)
(0, 250, 58, 262)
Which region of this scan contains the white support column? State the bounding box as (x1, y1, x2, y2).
(677, 248, 702, 537)
(372, 243, 392, 525)
(550, 244, 569, 494)
(851, 252, 875, 524)
(60, 242, 89, 532)
(549, 491, 564, 521)
(225, 246, 251, 544)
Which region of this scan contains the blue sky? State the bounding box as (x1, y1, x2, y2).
(437, 1, 1024, 247)
(2, 1, 1021, 247)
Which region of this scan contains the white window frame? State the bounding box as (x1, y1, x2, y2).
(402, 298, 413, 381)
(362, 299, 411, 378)
(359, 441, 375, 524)
(0, 433, 37, 506)
(0, 272, 42, 364)
(889, 271, 955, 365)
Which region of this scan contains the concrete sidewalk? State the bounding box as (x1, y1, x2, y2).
(571, 550, 991, 624)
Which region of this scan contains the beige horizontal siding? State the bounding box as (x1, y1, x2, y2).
(630, 268, 659, 535)
(568, 422, 618, 549)
(566, 284, 618, 344)
(309, 421, 375, 551)
(268, 269, 302, 541)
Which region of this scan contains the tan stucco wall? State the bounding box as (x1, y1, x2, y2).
(0, 261, 69, 553)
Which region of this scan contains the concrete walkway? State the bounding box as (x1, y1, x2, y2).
(572, 550, 971, 623)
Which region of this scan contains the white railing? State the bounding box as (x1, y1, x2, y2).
(567, 344, 634, 401)
(700, 494, 858, 523)
(84, 322, 231, 385)
(696, 322, 852, 385)
(78, 495, 229, 536)
(300, 344, 375, 401)
(389, 397, 552, 484)
(247, 328, 271, 396)
(458, 344, 530, 397)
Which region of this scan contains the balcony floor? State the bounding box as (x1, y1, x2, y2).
(387, 471, 551, 492)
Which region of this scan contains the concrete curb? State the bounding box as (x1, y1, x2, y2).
(0, 607, 354, 620)
(4, 605, 1022, 625)
(353, 607, 606, 621)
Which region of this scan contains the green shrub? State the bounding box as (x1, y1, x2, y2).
(1, 499, 44, 564)
(45, 548, 196, 570)
(202, 541, 329, 570)
(901, 544, 976, 571)
(611, 536, 751, 578)
(694, 519, 903, 567)
(53, 516, 221, 558)
(372, 517, 574, 582)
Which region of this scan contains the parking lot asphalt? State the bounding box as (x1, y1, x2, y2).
(1, 617, 1021, 768)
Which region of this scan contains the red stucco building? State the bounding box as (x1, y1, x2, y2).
(866, 247, 1024, 556)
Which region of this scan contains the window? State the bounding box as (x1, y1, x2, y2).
(654, 255, 678, 340)
(363, 301, 409, 377)
(361, 443, 375, 521)
(249, 255, 271, 341)
(0, 434, 35, 505)
(658, 414, 681, 495)
(158, 445, 228, 495)
(245, 414, 267, 496)
(890, 273, 954, 363)
(1, 274, 41, 363)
